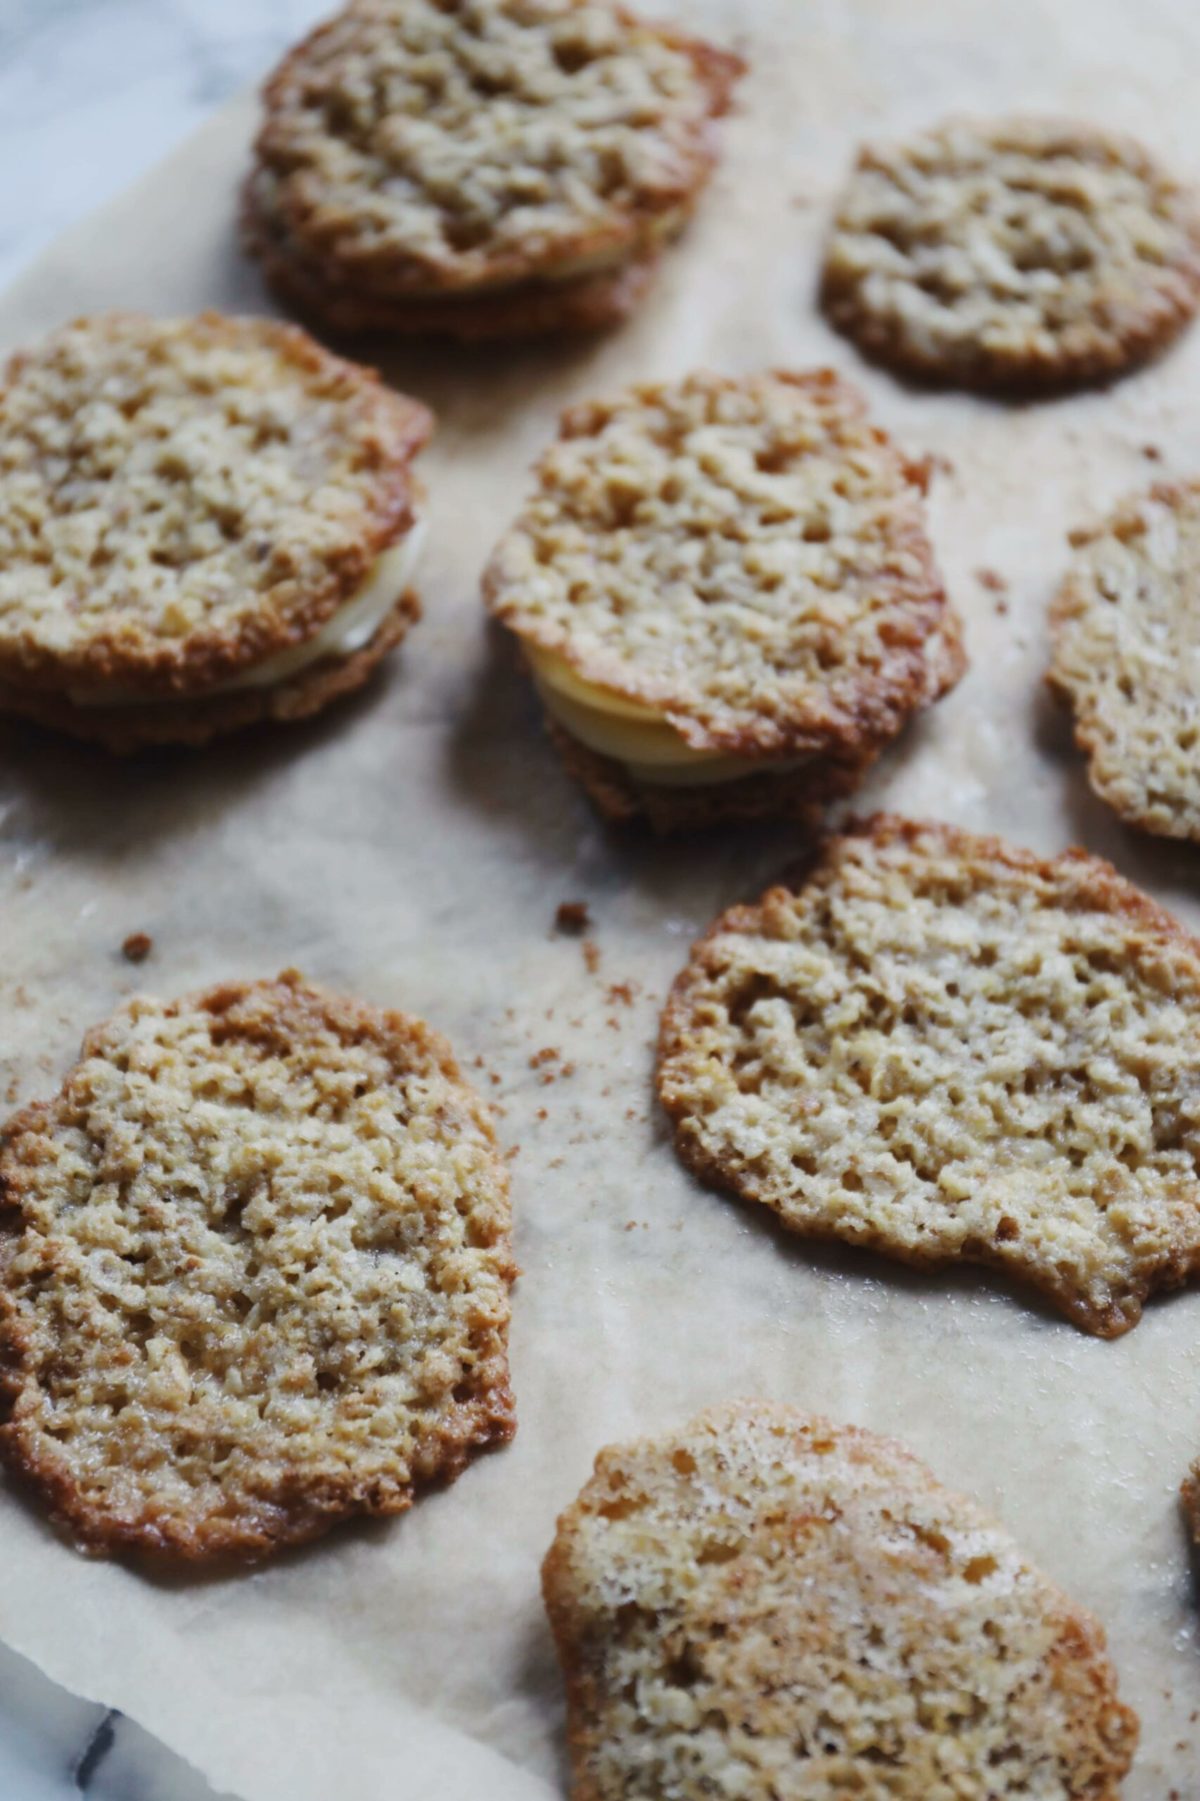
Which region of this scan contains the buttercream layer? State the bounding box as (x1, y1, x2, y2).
(67, 523, 426, 708)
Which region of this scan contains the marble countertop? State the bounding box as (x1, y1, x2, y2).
(0, 0, 329, 292)
(0, 9, 332, 1796)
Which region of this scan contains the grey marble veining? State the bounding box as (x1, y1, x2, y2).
(0, 6, 333, 1794)
(0, 1638, 224, 1801)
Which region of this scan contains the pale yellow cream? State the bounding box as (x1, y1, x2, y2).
(525, 642, 801, 789)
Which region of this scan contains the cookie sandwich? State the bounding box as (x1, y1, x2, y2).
(823, 116, 1200, 390)
(484, 369, 964, 831)
(0, 312, 431, 750)
(0, 971, 516, 1562)
(244, 0, 744, 340)
(544, 1401, 1137, 1799)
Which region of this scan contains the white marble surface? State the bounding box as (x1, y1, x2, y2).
(0, 0, 329, 291)
(0, 8, 334, 1796)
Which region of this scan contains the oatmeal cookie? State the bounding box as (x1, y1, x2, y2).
(822, 116, 1200, 390)
(0, 972, 516, 1561)
(543, 1400, 1137, 1799)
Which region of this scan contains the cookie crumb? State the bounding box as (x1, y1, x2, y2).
(555, 900, 590, 933)
(583, 939, 601, 974)
(975, 568, 1007, 593)
(121, 932, 153, 964)
(1143, 443, 1164, 461)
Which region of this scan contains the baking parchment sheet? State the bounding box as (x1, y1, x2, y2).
(3, 2, 1200, 1795)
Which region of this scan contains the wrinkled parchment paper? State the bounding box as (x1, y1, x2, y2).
(3, 3, 1200, 1795)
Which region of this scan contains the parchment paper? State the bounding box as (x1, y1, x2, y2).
(2, 3, 1200, 1795)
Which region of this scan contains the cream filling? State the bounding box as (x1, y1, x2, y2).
(67, 522, 425, 709)
(526, 642, 803, 790)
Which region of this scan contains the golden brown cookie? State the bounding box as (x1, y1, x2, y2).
(0, 312, 431, 748)
(543, 1400, 1138, 1800)
(0, 972, 516, 1562)
(244, 0, 743, 340)
(485, 369, 964, 830)
(822, 116, 1200, 390)
(1049, 480, 1200, 840)
(658, 815, 1200, 1335)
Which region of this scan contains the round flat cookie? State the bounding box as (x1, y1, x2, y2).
(1049, 480, 1200, 840)
(244, 0, 743, 339)
(0, 312, 430, 745)
(659, 815, 1200, 1336)
(485, 369, 964, 827)
(822, 116, 1200, 390)
(543, 1401, 1138, 1799)
(0, 973, 515, 1561)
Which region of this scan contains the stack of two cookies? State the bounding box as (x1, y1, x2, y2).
(484, 368, 965, 831)
(242, 0, 743, 340)
(0, 313, 431, 750)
